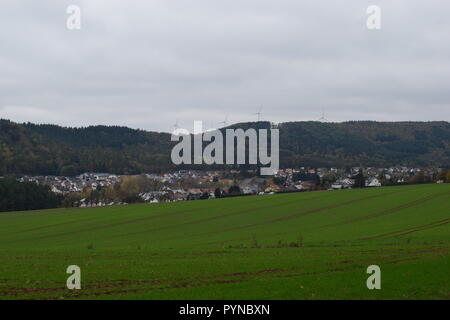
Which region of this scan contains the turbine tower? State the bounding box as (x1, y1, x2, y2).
(218, 115, 228, 128)
(254, 107, 263, 122)
(318, 108, 329, 122)
(172, 119, 182, 135)
(173, 119, 179, 130)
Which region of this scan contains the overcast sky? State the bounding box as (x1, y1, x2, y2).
(0, 1, 449, 132)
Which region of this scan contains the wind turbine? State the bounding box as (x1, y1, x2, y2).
(173, 119, 180, 130)
(206, 120, 217, 132)
(172, 119, 183, 135)
(218, 115, 228, 128)
(317, 108, 329, 122)
(253, 107, 263, 122)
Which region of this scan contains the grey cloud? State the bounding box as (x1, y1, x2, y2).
(0, 0, 449, 132)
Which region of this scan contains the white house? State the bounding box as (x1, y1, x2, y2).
(366, 178, 382, 187)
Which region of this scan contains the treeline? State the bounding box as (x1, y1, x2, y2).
(275, 169, 450, 190)
(436, 170, 450, 183)
(63, 175, 166, 207)
(1, 119, 449, 176)
(62, 175, 243, 207)
(3, 169, 450, 212)
(278, 121, 450, 169)
(0, 120, 174, 176)
(0, 179, 62, 212)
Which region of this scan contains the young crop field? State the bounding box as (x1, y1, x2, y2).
(0, 184, 449, 299)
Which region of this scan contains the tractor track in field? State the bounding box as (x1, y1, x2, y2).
(4, 217, 98, 235)
(10, 189, 397, 244)
(2, 247, 443, 299)
(357, 218, 450, 241)
(5, 188, 400, 244)
(167, 190, 402, 240)
(199, 192, 450, 248)
(111, 192, 336, 239)
(321, 191, 450, 229)
(9, 193, 297, 243)
(3, 204, 189, 236)
(6, 206, 204, 243)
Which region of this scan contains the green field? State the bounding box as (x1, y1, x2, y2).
(0, 184, 449, 299)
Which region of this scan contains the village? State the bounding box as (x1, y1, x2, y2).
(15, 166, 444, 208)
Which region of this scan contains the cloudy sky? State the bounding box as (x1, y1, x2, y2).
(0, 0, 449, 132)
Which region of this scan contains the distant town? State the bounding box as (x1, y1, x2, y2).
(10, 166, 448, 208)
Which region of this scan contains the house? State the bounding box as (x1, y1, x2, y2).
(337, 178, 354, 189)
(331, 183, 343, 190)
(51, 185, 63, 194)
(264, 184, 280, 193)
(366, 178, 381, 187)
(242, 184, 259, 195)
(300, 181, 316, 191)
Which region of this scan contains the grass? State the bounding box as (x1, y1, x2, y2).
(0, 183, 449, 299)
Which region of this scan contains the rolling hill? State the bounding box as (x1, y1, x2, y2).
(0, 119, 449, 175)
(0, 183, 449, 299)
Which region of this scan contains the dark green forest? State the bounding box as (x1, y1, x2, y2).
(0, 179, 61, 212)
(0, 119, 449, 176)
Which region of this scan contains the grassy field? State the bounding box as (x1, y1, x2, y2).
(0, 184, 449, 299)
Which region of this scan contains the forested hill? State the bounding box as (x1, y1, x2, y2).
(277, 121, 450, 169)
(0, 119, 449, 175)
(0, 120, 174, 175)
